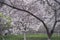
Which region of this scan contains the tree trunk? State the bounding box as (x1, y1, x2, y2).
(48, 38, 51, 40)
(47, 34, 51, 40)
(24, 32, 26, 40)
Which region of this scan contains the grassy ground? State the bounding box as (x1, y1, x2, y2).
(0, 33, 60, 40)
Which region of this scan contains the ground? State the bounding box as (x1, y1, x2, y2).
(0, 33, 60, 40)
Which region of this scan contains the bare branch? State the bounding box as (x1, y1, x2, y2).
(50, 21, 57, 36)
(56, 20, 60, 22)
(0, 1, 50, 34)
(46, 0, 59, 38)
(54, 0, 60, 5)
(46, 0, 55, 10)
(8, 0, 14, 6)
(50, 8, 57, 37)
(46, 0, 52, 6)
(20, 21, 25, 27)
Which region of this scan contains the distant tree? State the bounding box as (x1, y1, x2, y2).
(0, 13, 12, 40)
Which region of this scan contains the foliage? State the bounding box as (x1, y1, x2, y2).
(0, 13, 12, 30)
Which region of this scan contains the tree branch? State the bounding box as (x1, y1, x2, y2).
(46, 0, 52, 7)
(54, 0, 60, 5)
(8, 0, 14, 6)
(0, 1, 49, 32)
(50, 7, 57, 37)
(56, 20, 60, 22)
(46, 0, 55, 10)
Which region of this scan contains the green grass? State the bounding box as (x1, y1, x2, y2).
(0, 34, 60, 40)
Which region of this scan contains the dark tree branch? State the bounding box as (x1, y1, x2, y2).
(54, 0, 60, 5)
(0, 0, 5, 7)
(20, 21, 25, 27)
(47, 10, 57, 38)
(52, 10, 57, 29)
(46, 0, 58, 38)
(50, 21, 57, 37)
(46, 0, 52, 7)
(53, 0, 60, 10)
(0, 1, 49, 32)
(8, 0, 14, 6)
(46, 0, 56, 10)
(49, 0, 60, 38)
(57, 20, 60, 22)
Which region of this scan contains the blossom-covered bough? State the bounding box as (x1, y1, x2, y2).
(0, 0, 60, 40)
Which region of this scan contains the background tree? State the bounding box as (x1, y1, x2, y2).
(0, 13, 12, 40)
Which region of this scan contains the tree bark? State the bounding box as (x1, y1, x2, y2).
(48, 38, 51, 40)
(24, 32, 26, 40)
